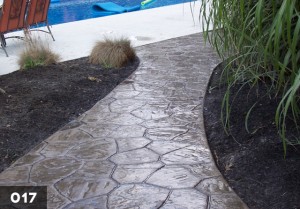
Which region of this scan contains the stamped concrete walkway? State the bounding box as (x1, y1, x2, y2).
(0, 34, 247, 209)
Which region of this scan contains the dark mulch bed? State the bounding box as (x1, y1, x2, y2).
(0, 57, 139, 172)
(204, 64, 300, 209)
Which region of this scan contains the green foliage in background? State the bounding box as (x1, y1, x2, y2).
(200, 0, 300, 155)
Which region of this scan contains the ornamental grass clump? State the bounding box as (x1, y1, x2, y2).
(89, 37, 136, 68)
(200, 0, 300, 155)
(18, 36, 60, 70)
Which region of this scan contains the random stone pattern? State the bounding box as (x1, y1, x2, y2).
(0, 34, 248, 208)
(108, 184, 169, 209)
(162, 189, 208, 209)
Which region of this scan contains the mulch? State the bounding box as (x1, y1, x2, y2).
(203, 64, 300, 209)
(0, 57, 139, 172)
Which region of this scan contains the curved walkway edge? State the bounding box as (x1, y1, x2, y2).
(0, 33, 248, 209)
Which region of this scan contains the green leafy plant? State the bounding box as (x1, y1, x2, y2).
(200, 0, 300, 155)
(89, 37, 136, 68)
(18, 36, 60, 70)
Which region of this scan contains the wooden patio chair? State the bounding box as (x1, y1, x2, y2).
(0, 0, 28, 57)
(26, 0, 55, 41)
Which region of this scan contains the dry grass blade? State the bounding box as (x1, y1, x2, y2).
(89, 37, 136, 68)
(18, 35, 60, 70)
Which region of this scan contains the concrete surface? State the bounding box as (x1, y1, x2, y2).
(0, 33, 248, 209)
(0, 2, 206, 75)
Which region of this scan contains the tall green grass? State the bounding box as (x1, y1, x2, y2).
(200, 0, 300, 155)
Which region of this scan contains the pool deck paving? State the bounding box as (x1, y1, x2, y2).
(0, 2, 204, 75)
(0, 33, 248, 208)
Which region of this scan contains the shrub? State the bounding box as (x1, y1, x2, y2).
(200, 0, 300, 154)
(18, 36, 60, 70)
(89, 37, 136, 68)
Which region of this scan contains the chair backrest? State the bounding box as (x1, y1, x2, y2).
(26, 0, 50, 26)
(0, 0, 27, 33)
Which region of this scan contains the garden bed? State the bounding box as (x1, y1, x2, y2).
(0, 57, 139, 172)
(204, 64, 300, 209)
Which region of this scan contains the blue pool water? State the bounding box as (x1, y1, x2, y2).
(48, 0, 191, 25)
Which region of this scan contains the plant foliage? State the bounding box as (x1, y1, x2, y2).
(18, 36, 60, 70)
(200, 0, 300, 155)
(89, 37, 136, 68)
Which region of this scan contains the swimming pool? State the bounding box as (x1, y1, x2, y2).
(48, 0, 191, 25)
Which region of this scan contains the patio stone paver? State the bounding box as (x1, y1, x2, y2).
(63, 196, 107, 209)
(0, 33, 248, 208)
(161, 146, 211, 165)
(141, 117, 189, 128)
(146, 167, 200, 189)
(108, 184, 170, 209)
(147, 140, 190, 155)
(162, 189, 208, 209)
(110, 148, 159, 165)
(113, 162, 163, 184)
(30, 157, 82, 184)
(116, 137, 151, 152)
(145, 127, 189, 141)
(67, 139, 116, 160)
(0, 166, 31, 185)
(55, 177, 116, 201)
